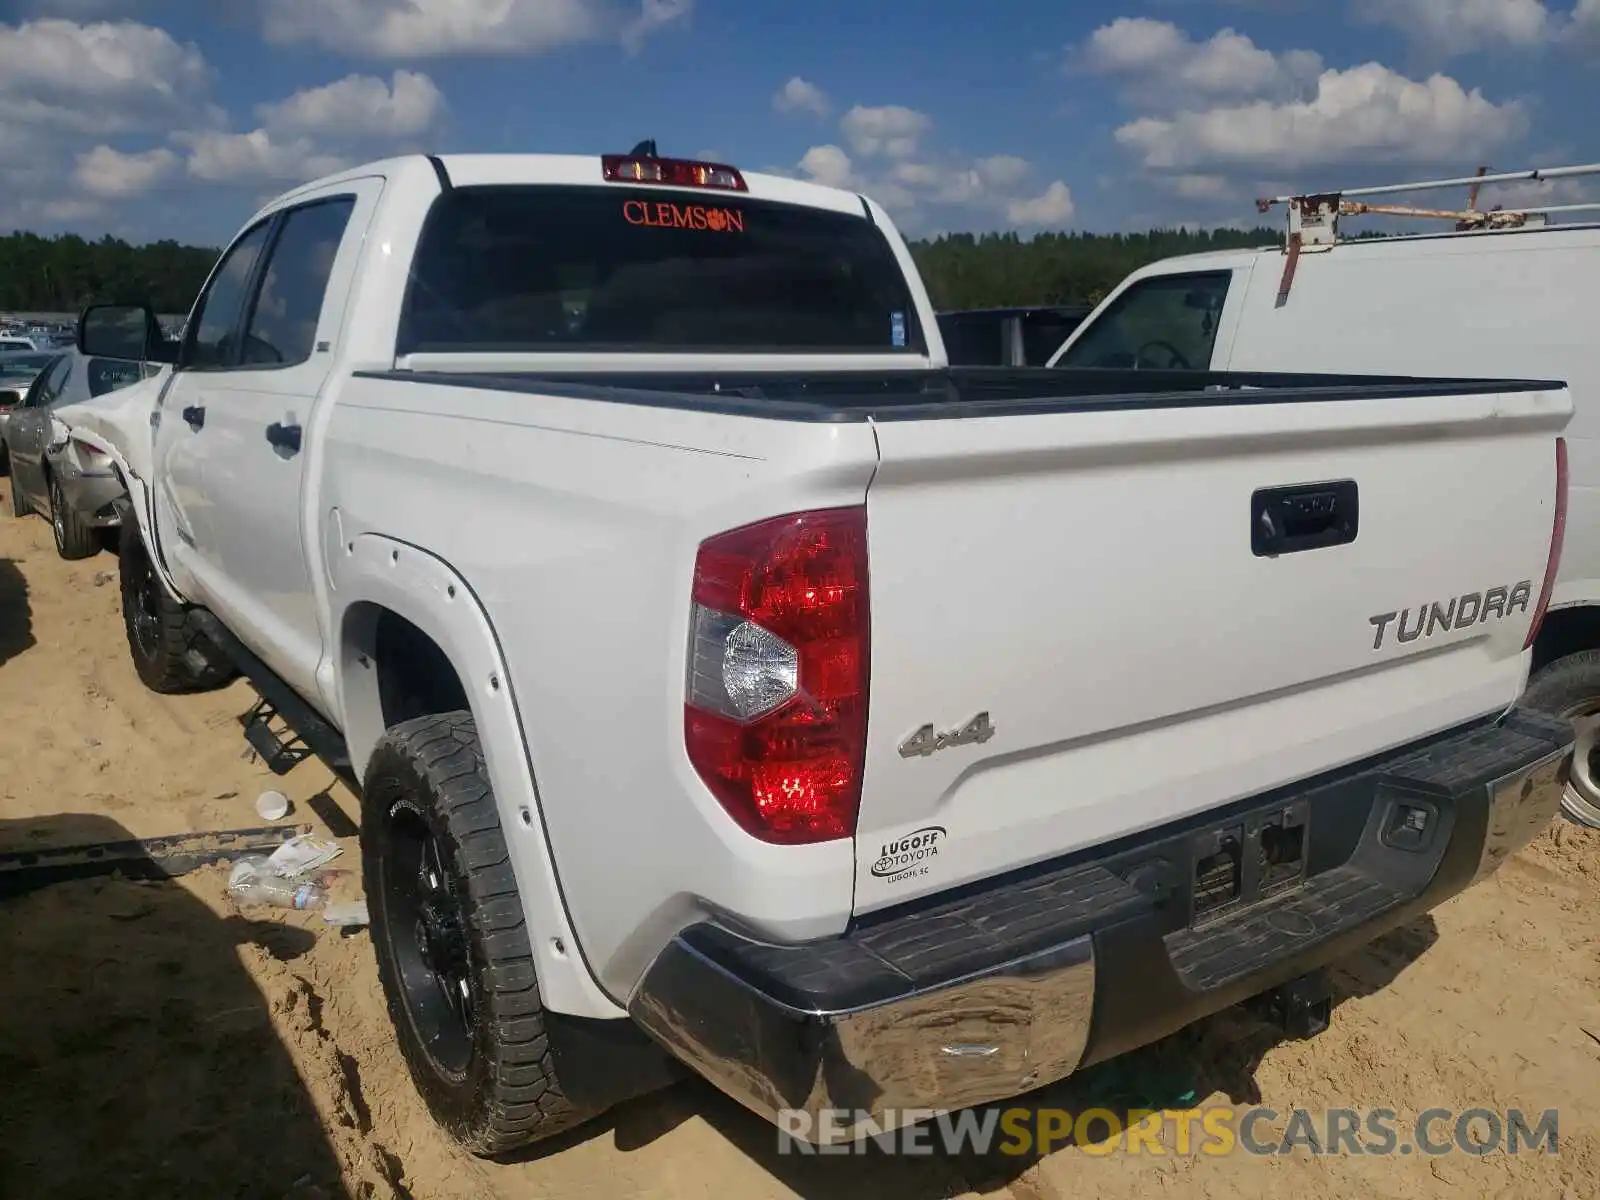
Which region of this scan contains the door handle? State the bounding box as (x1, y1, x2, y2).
(181, 405, 205, 429)
(1251, 480, 1359, 557)
(265, 421, 302, 453)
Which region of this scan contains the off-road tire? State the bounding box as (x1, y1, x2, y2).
(363, 712, 587, 1156)
(1522, 650, 1600, 828)
(50, 473, 98, 560)
(118, 528, 236, 693)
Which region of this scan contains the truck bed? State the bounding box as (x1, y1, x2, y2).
(355, 365, 1566, 422)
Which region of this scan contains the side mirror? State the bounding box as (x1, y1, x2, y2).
(0, 387, 23, 410)
(77, 302, 175, 364)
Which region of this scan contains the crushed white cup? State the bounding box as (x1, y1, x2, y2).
(256, 790, 291, 821)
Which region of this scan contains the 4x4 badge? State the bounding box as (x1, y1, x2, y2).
(898, 712, 996, 758)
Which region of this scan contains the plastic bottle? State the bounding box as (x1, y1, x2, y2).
(227, 855, 331, 912)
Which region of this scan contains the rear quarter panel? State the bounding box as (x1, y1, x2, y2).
(319, 376, 880, 1002)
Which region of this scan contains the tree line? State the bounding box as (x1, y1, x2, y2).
(0, 224, 1289, 317)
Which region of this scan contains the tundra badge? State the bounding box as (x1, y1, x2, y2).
(1369, 580, 1532, 651)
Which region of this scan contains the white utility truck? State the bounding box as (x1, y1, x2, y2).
(76, 149, 1573, 1154)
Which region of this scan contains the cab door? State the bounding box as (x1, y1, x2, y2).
(151, 179, 381, 701)
(151, 219, 276, 602)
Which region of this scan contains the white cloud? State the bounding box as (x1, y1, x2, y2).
(1564, 0, 1600, 47)
(1114, 62, 1528, 171)
(177, 128, 351, 186)
(773, 76, 830, 117)
(797, 144, 855, 188)
(794, 107, 1075, 232)
(1352, 0, 1554, 57)
(0, 17, 220, 230)
(1006, 181, 1076, 226)
(0, 18, 212, 136)
(256, 71, 444, 140)
(167, 70, 447, 189)
(839, 104, 933, 159)
(975, 155, 1032, 188)
(622, 0, 691, 53)
(1080, 18, 1322, 107)
(1169, 173, 1234, 201)
(260, 0, 688, 58)
(74, 145, 179, 197)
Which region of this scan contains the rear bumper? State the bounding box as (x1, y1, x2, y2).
(629, 708, 1571, 1141)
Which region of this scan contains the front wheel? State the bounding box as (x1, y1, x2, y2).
(50, 474, 98, 560)
(118, 528, 236, 693)
(1522, 650, 1600, 828)
(363, 712, 588, 1156)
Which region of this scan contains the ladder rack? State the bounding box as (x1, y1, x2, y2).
(1257, 162, 1600, 244)
(1254, 162, 1600, 308)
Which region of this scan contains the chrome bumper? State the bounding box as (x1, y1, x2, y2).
(629, 708, 1570, 1142)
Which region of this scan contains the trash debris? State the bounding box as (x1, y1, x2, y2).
(227, 855, 332, 912)
(321, 899, 369, 927)
(266, 833, 342, 877)
(226, 835, 359, 917)
(255, 789, 291, 821)
(92, 571, 113, 586)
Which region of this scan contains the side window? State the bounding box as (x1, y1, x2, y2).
(29, 356, 69, 406)
(183, 220, 273, 370)
(1055, 272, 1231, 371)
(241, 198, 356, 367)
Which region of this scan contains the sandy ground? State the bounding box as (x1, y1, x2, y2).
(3, 479, 1600, 1200)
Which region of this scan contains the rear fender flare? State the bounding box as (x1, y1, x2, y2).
(331, 532, 623, 1020)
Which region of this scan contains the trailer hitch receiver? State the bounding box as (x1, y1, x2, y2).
(1251, 969, 1333, 1040)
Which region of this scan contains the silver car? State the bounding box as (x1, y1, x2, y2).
(5, 349, 155, 558)
(0, 349, 58, 460)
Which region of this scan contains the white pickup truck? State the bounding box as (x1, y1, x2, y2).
(75, 150, 1575, 1155)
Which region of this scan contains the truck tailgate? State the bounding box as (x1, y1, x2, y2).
(855, 384, 1569, 912)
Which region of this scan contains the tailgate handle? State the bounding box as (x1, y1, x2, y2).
(1252, 480, 1358, 557)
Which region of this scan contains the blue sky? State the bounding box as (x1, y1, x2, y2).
(5, 0, 1599, 246)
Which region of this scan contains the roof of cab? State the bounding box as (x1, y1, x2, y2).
(258, 152, 872, 222)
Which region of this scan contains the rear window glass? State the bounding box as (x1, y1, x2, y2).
(398, 185, 924, 356)
(0, 353, 55, 381)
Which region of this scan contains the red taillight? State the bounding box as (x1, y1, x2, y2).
(602, 154, 747, 192)
(1525, 436, 1568, 650)
(684, 507, 869, 844)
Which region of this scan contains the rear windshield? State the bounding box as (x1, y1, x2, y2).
(0, 353, 55, 381)
(398, 185, 924, 356)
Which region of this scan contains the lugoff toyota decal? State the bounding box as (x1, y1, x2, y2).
(871, 825, 946, 884)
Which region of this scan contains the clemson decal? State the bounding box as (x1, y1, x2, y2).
(623, 200, 746, 232)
